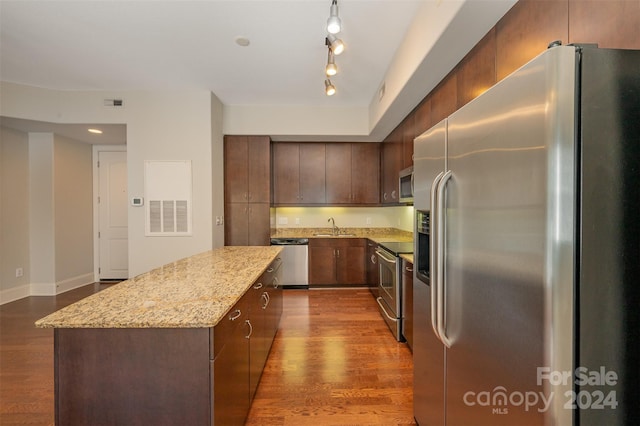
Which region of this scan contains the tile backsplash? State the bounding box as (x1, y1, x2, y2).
(272, 206, 414, 233)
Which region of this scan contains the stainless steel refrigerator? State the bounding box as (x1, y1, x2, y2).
(412, 45, 639, 426)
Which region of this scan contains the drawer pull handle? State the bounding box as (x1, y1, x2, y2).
(229, 309, 241, 321)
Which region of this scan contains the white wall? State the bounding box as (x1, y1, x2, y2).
(125, 91, 213, 275)
(0, 82, 217, 277)
(1, 130, 96, 300)
(210, 92, 225, 247)
(53, 135, 93, 288)
(0, 126, 31, 303)
(28, 133, 56, 295)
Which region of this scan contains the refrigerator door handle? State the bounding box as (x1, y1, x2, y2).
(430, 171, 445, 340)
(436, 170, 453, 348)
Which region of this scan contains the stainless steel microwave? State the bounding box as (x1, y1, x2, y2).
(399, 166, 413, 203)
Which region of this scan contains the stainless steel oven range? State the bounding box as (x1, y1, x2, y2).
(375, 241, 413, 341)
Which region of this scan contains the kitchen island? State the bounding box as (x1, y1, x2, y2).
(36, 246, 283, 426)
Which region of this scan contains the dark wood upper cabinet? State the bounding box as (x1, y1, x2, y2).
(274, 142, 378, 206)
(351, 143, 380, 205)
(381, 128, 403, 204)
(224, 135, 270, 204)
(299, 143, 327, 204)
(414, 97, 432, 139)
(569, 0, 640, 49)
(430, 73, 458, 125)
(272, 143, 301, 204)
(326, 143, 380, 205)
(401, 116, 415, 169)
(273, 142, 326, 205)
(496, 0, 568, 81)
(457, 28, 497, 109)
(326, 143, 352, 204)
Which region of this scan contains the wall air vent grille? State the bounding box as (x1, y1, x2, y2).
(103, 98, 124, 107)
(144, 161, 192, 236)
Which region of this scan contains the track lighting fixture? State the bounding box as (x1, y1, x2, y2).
(326, 34, 344, 55)
(325, 49, 337, 76)
(325, 79, 336, 96)
(322, 0, 344, 96)
(326, 0, 342, 34)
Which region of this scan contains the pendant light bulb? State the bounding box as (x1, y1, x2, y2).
(325, 79, 336, 96)
(326, 34, 345, 55)
(326, 49, 338, 76)
(327, 0, 342, 34)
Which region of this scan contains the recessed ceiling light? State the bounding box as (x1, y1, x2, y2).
(88, 128, 103, 134)
(235, 37, 250, 47)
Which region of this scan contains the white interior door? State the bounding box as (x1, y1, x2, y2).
(98, 151, 128, 279)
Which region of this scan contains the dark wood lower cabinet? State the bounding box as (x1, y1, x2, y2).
(55, 328, 211, 426)
(54, 258, 283, 426)
(308, 238, 367, 286)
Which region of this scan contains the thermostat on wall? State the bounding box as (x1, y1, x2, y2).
(131, 197, 144, 207)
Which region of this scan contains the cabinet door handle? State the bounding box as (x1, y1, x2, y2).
(371, 254, 377, 264)
(245, 319, 253, 339)
(229, 309, 241, 321)
(273, 276, 279, 289)
(267, 267, 274, 273)
(336, 249, 340, 258)
(391, 190, 397, 199)
(253, 282, 263, 289)
(262, 292, 269, 309)
(405, 266, 413, 272)
(383, 192, 388, 201)
(248, 192, 252, 200)
(244, 193, 248, 200)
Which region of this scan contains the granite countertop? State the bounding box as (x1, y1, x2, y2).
(400, 253, 414, 264)
(272, 227, 413, 244)
(35, 246, 282, 329)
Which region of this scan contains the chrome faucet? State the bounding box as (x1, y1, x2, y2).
(328, 217, 339, 236)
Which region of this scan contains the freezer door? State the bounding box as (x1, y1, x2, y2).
(578, 47, 640, 426)
(443, 46, 577, 425)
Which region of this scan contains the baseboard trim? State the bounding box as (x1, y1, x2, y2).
(30, 282, 57, 296)
(0, 284, 31, 305)
(30, 273, 94, 296)
(55, 273, 94, 295)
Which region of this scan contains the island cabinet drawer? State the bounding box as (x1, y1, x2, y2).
(210, 294, 250, 360)
(259, 256, 283, 287)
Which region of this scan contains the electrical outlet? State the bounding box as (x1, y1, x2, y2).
(295, 218, 300, 225)
(366, 217, 372, 225)
(15, 267, 23, 277)
(278, 217, 288, 225)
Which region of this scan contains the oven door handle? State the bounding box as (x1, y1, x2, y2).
(375, 297, 398, 322)
(375, 248, 397, 264)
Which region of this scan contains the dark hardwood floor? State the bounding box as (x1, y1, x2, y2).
(0, 285, 415, 426)
(246, 289, 415, 426)
(0, 283, 114, 426)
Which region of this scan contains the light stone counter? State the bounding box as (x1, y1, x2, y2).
(272, 227, 413, 243)
(400, 253, 414, 264)
(35, 246, 282, 329)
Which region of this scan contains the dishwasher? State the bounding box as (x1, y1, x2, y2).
(269, 238, 309, 288)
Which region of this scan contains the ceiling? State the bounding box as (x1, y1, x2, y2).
(0, 0, 515, 144)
